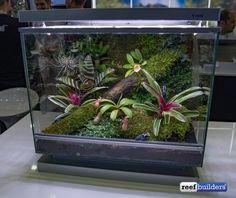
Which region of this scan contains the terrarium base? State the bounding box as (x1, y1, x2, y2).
(37, 155, 199, 185)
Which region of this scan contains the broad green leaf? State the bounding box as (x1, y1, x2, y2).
(164, 113, 171, 124)
(80, 55, 95, 81)
(202, 87, 210, 92)
(65, 104, 77, 113)
(99, 104, 114, 115)
(54, 112, 69, 120)
(95, 71, 106, 85)
(117, 94, 123, 105)
(81, 99, 96, 107)
(120, 107, 133, 118)
(56, 84, 73, 97)
(166, 110, 187, 122)
(141, 61, 147, 66)
(175, 91, 204, 104)
(133, 103, 158, 113)
(57, 76, 80, 90)
(100, 98, 116, 105)
(48, 95, 70, 108)
(142, 69, 162, 94)
(181, 110, 200, 118)
(125, 69, 134, 78)
(110, 109, 119, 121)
(70, 49, 78, 53)
(130, 51, 139, 60)
(169, 86, 203, 102)
(135, 49, 142, 60)
(127, 54, 134, 64)
(153, 118, 162, 136)
(99, 77, 118, 85)
(142, 82, 161, 100)
(119, 98, 136, 106)
(82, 86, 107, 101)
(95, 68, 115, 85)
(123, 64, 133, 69)
(145, 101, 159, 109)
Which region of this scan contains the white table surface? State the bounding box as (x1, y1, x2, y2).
(0, 88, 39, 117)
(202, 62, 236, 76)
(0, 114, 235, 198)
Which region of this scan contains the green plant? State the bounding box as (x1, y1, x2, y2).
(70, 36, 110, 66)
(79, 117, 121, 138)
(48, 83, 104, 115)
(123, 49, 147, 77)
(97, 95, 135, 121)
(144, 48, 180, 80)
(43, 104, 96, 135)
(133, 69, 209, 136)
(95, 95, 135, 131)
(48, 55, 117, 115)
(158, 59, 192, 98)
(122, 111, 153, 139)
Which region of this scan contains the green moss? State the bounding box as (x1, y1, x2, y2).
(144, 49, 180, 79)
(158, 60, 192, 98)
(123, 112, 153, 139)
(149, 119, 192, 142)
(42, 104, 96, 135)
(78, 117, 121, 138)
(135, 35, 161, 59)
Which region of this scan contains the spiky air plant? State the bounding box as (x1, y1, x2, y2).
(50, 51, 80, 77)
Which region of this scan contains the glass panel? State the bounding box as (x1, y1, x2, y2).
(133, 0, 170, 8)
(19, 8, 219, 167)
(96, 0, 130, 8)
(180, 0, 209, 8)
(211, 0, 236, 9)
(22, 29, 217, 147)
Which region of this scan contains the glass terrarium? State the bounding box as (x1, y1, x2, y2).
(19, 8, 220, 178)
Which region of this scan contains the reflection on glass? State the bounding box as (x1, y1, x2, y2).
(96, 0, 130, 8)
(133, 0, 169, 8)
(180, 0, 208, 8)
(211, 0, 236, 9)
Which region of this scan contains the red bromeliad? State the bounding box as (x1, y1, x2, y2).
(159, 96, 182, 114)
(69, 92, 81, 106)
(133, 69, 208, 136)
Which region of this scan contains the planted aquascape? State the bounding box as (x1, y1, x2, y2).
(42, 34, 209, 143)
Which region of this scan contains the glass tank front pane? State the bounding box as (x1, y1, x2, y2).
(22, 30, 216, 149)
(22, 22, 217, 166)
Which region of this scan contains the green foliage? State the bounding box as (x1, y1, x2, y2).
(42, 104, 96, 135)
(123, 49, 147, 77)
(144, 48, 180, 79)
(158, 60, 192, 98)
(48, 81, 106, 114)
(123, 112, 153, 139)
(127, 87, 156, 103)
(79, 117, 121, 138)
(133, 69, 208, 136)
(149, 119, 192, 142)
(98, 95, 135, 121)
(135, 35, 160, 59)
(70, 36, 109, 61)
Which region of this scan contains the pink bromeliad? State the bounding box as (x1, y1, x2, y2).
(159, 97, 182, 114)
(69, 92, 81, 106)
